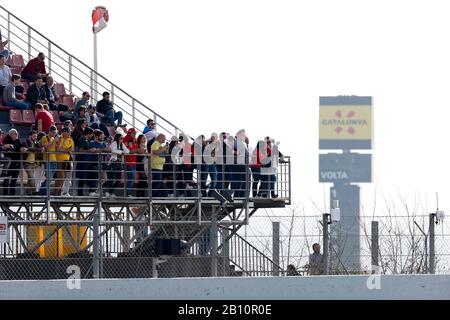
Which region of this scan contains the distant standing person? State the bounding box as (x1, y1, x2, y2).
(143, 119, 158, 147)
(35, 103, 55, 134)
(21, 52, 49, 82)
(308, 243, 325, 276)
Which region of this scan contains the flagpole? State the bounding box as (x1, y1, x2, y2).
(93, 31, 98, 103)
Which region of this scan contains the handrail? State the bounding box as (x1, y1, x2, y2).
(223, 232, 284, 276)
(0, 5, 184, 136)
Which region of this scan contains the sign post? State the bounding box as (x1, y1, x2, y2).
(319, 96, 373, 274)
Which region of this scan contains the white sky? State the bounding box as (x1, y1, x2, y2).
(2, 0, 450, 215)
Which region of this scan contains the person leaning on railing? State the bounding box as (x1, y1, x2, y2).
(1, 129, 27, 196)
(54, 127, 74, 196)
(75, 127, 94, 196)
(250, 140, 265, 198)
(135, 134, 148, 198)
(24, 130, 43, 195)
(37, 126, 59, 195)
(87, 130, 110, 197)
(123, 128, 139, 197)
(104, 133, 129, 197)
(204, 133, 219, 195)
(150, 134, 168, 197)
(0, 128, 12, 179)
(163, 136, 180, 197)
(71, 119, 87, 148)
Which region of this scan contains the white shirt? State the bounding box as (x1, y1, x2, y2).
(109, 141, 130, 164)
(144, 129, 157, 142)
(0, 65, 11, 87)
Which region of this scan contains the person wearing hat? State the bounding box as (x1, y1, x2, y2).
(54, 127, 74, 196)
(75, 127, 94, 196)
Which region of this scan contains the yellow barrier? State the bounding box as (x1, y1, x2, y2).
(27, 226, 88, 258)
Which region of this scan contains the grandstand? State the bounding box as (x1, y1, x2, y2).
(0, 5, 291, 280)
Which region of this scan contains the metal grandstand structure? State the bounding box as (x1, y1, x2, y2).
(0, 5, 292, 280)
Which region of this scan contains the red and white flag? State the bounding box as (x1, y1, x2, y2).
(92, 6, 109, 33)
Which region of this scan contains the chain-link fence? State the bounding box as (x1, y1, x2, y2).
(243, 210, 450, 276)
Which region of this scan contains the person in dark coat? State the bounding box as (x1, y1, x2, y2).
(2, 129, 27, 196)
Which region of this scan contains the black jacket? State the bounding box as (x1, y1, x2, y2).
(26, 84, 47, 108)
(2, 135, 25, 162)
(96, 99, 114, 114)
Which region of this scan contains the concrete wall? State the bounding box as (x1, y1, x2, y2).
(1, 275, 450, 300)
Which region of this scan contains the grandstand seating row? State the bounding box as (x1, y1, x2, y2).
(2, 54, 112, 136)
(4, 53, 75, 105)
(5, 108, 117, 137)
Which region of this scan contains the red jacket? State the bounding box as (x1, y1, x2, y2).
(21, 57, 46, 77)
(123, 136, 137, 166)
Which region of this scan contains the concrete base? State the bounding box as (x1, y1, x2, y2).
(0, 275, 449, 300)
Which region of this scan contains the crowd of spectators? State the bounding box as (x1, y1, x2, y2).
(0, 114, 283, 198)
(0, 51, 285, 199)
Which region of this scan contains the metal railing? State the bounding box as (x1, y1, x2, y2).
(221, 232, 283, 277)
(0, 5, 183, 138)
(0, 151, 291, 204)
